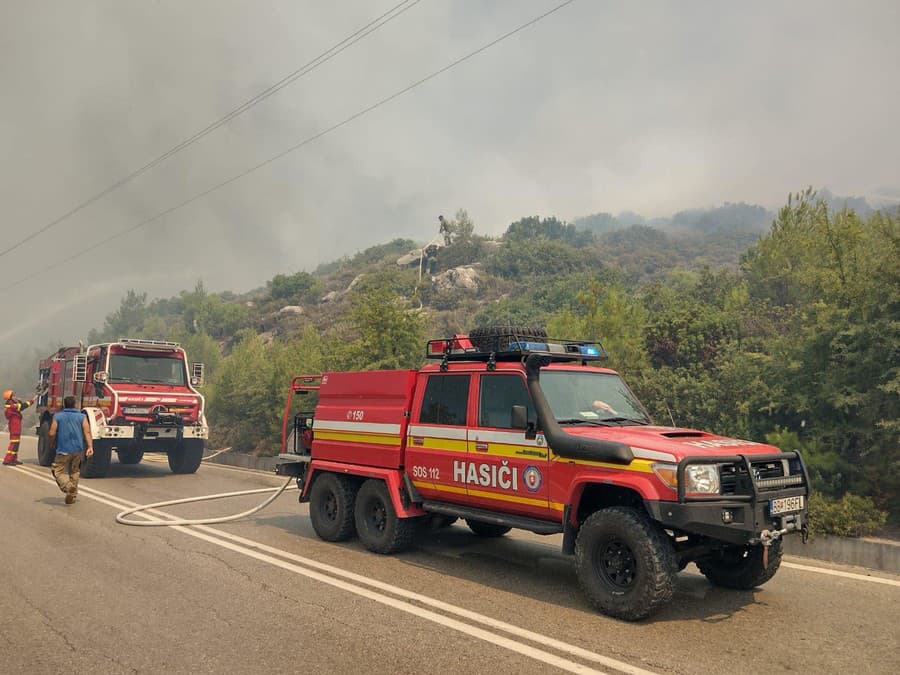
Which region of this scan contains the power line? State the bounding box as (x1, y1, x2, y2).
(0, 0, 423, 261)
(9, 0, 578, 290)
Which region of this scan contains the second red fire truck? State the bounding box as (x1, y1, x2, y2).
(35, 338, 208, 477)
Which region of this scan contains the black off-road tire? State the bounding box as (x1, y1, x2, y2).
(574, 507, 677, 621)
(354, 479, 417, 554)
(468, 325, 547, 352)
(168, 439, 204, 474)
(37, 420, 55, 466)
(466, 519, 512, 537)
(82, 440, 112, 478)
(696, 540, 783, 590)
(309, 473, 358, 542)
(117, 448, 144, 465)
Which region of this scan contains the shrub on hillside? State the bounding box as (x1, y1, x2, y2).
(808, 491, 888, 537)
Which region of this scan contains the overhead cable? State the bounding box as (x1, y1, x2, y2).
(0, 0, 423, 261)
(9, 0, 577, 289)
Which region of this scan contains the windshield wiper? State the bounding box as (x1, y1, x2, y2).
(598, 416, 650, 425)
(556, 418, 607, 426)
(109, 377, 133, 383)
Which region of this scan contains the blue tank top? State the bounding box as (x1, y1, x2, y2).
(54, 408, 85, 454)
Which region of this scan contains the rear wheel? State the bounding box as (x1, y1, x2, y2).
(36, 420, 54, 466)
(81, 440, 112, 478)
(117, 448, 144, 465)
(696, 540, 783, 590)
(309, 473, 358, 542)
(466, 519, 511, 537)
(355, 479, 417, 554)
(574, 507, 677, 621)
(168, 439, 203, 474)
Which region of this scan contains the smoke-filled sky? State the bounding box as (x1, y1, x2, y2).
(1, 0, 898, 351)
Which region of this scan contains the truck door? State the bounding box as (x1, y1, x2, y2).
(406, 373, 470, 504)
(467, 372, 550, 518)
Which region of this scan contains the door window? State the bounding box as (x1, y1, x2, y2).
(478, 374, 533, 428)
(419, 374, 470, 426)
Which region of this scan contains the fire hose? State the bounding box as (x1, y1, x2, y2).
(116, 448, 295, 527)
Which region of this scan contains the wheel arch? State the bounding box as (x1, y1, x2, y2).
(567, 474, 660, 525)
(80, 407, 108, 438)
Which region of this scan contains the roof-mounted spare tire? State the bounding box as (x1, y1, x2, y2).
(468, 325, 547, 353)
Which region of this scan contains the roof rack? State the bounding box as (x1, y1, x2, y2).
(425, 333, 608, 367)
(117, 338, 181, 349)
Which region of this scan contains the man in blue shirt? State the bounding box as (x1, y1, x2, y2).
(48, 396, 94, 504)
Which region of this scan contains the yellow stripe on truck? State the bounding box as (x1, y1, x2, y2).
(314, 430, 402, 446)
(553, 455, 656, 473)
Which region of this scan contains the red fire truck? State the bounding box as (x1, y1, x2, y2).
(275, 328, 809, 621)
(35, 338, 208, 477)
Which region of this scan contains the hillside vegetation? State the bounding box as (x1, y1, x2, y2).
(6, 191, 898, 519)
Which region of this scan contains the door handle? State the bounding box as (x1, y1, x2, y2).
(474, 442, 489, 452)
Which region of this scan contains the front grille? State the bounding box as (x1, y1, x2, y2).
(721, 459, 791, 496)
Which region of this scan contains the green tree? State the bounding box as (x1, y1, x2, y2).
(269, 270, 322, 303)
(340, 272, 425, 370)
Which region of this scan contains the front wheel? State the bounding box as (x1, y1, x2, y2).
(354, 479, 417, 554)
(574, 507, 677, 621)
(37, 420, 54, 466)
(168, 439, 203, 474)
(696, 540, 783, 590)
(81, 440, 112, 478)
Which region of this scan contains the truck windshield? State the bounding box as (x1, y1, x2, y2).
(108, 354, 186, 385)
(540, 370, 650, 424)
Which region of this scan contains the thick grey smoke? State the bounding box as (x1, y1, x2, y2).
(1, 0, 897, 349)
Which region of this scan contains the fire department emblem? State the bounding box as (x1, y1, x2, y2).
(522, 465, 542, 492)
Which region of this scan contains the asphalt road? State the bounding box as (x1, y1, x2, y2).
(1, 434, 897, 675)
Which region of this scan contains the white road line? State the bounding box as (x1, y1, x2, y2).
(782, 561, 900, 587)
(14, 465, 655, 675)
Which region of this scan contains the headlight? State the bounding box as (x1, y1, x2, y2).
(651, 462, 721, 494)
(685, 464, 720, 494)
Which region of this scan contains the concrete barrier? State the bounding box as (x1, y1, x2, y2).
(204, 452, 900, 574)
(205, 451, 278, 473)
(783, 534, 900, 574)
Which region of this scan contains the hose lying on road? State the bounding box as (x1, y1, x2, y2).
(201, 446, 234, 461)
(116, 476, 295, 527)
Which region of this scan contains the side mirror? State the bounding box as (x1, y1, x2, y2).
(511, 404, 537, 440)
(190, 363, 205, 386)
(511, 405, 528, 429)
(93, 371, 109, 384)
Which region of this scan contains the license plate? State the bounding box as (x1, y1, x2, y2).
(770, 495, 804, 515)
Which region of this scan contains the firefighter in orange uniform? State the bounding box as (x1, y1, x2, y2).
(4, 389, 36, 465)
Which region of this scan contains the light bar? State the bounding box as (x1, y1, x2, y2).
(118, 338, 180, 347)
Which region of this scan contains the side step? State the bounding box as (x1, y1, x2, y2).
(421, 500, 563, 535)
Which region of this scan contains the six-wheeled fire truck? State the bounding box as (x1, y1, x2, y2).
(35, 338, 208, 477)
(276, 328, 809, 621)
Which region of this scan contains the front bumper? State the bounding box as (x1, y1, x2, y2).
(97, 424, 208, 440)
(646, 497, 806, 545)
(646, 451, 809, 546)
